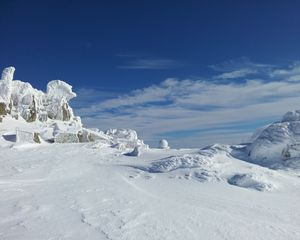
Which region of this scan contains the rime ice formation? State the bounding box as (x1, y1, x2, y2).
(0, 67, 14, 103)
(159, 139, 169, 149)
(0, 66, 146, 148)
(0, 67, 15, 115)
(105, 128, 148, 149)
(0, 67, 77, 123)
(1, 66, 15, 82)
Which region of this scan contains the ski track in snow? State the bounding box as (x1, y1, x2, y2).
(1, 143, 300, 240)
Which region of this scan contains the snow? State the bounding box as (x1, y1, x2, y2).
(0, 67, 14, 104)
(227, 173, 276, 192)
(106, 128, 148, 149)
(0, 66, 79, 124)
(16, 130, 40, 144)
(46, 80, 76, 101)
(1, 66, 15, 82)
(282, 110, 300, 122)
(126, 146, 143, 156)
(248, 110, 300, 166)
(159, 139, 169, 149)
(54, 132, 79, 143)
(2, 66, 300, 239)
(0, 143, 300, 240)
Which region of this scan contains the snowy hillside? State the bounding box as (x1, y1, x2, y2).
(1, 67, 300, 240)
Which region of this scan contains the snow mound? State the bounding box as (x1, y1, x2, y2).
(282, 110, 300, 122)
(149, 144, 230, 173)
(106, 128, 148, 149)
(228, 173, 276, 191)
(248, 110, 300, 166)
(150, 154, 213, 173)
(193, 169, 221, 182)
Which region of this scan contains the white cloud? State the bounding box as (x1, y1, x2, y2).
(211, 57, 273, 80)
(215, 68, 257, 79)
(270, 62, 300, 81)
(73, 61, 300, 148)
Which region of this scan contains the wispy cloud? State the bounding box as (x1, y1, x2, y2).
(212, 57, 273, 80)
(117, 54, 182, 69)
(270, 62, 300, 81)
(72, 59, 300, 148)
(215, 68, 257, 79)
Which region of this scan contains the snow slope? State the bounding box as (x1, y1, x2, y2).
(1, 142, 300, 240)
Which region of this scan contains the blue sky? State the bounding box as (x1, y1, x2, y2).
(1, 1, 300, 147)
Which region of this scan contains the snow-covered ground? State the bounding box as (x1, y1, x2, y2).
(1, 66, 300, 239)
(1, 141, 300, 240)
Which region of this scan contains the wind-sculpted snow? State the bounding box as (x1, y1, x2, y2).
(1, 144, 299, 240)
(248, 112, 300, 166)
(150, 153, 214, 173)
(145, 144, 284, 192)
(149, 144, 231, 173)
(281, 110, 300, 122)
(228, 173, 276, 191)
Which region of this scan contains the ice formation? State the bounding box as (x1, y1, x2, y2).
(159, 139, 169, 149)
(105, 128, 147, 149)
(0, 66, 77, 123)
(0, 66, 147, 148)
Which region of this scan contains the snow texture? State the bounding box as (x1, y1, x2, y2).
(54, 132, 79, 143)
(0, 67, 15, 104)
(106, 128, 148, 149)
(0, 143, 299, 240)
(248, 113, 300, 166)
(227, 173, 276, 191)
(16, 130, 41, 144)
